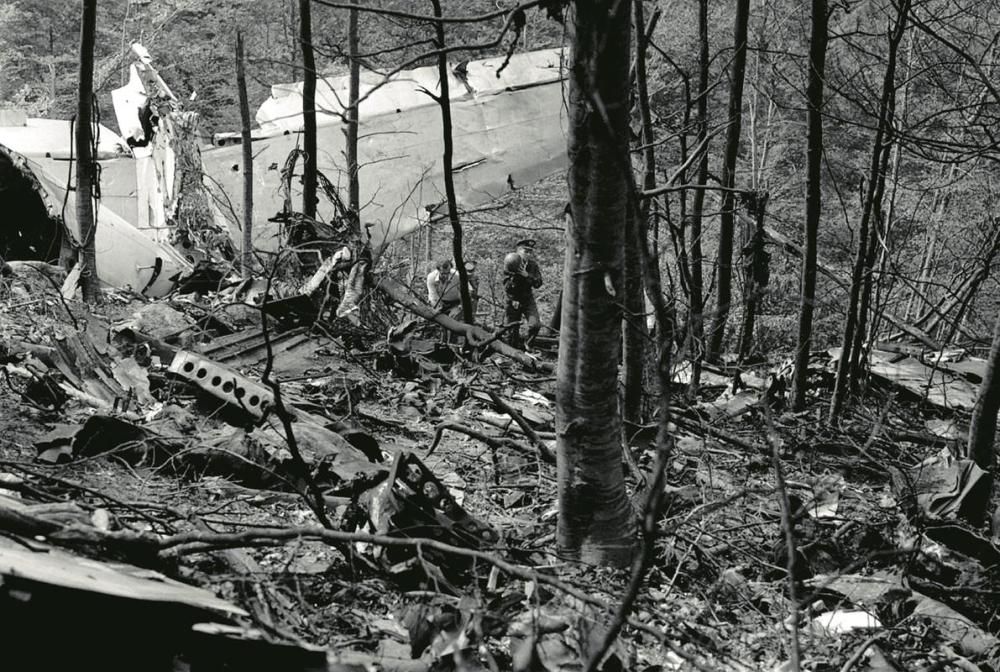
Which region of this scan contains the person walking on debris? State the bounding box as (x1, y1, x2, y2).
(503, 239, 542, 350)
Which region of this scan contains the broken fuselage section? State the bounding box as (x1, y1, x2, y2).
(0, 109, 192, 297)
(0, 43, 232, 297)
(202, 48, 570, 255)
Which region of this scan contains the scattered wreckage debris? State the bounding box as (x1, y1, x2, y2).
(889, 448, 990, 524)
(807, 572, 1000, 667)
(0, 529, 332, 670)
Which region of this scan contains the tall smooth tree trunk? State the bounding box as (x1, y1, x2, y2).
(76, 0, 99, 303)
(558, 0, 636, 568)
(706, 0, 751, 361)
(686, 0, 710, 397)
(347, 0, 361, 235)
(236, 32, 254, 277)
(430, 0, 473, 324)
(830, 2, 908, 421)
(968, 307, 1000, 472)
(790, 0, 829, 411)
(299, 0, 318, 220)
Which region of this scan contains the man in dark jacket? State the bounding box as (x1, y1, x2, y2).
(503, 239, 542, 350)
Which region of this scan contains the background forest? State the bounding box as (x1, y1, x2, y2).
(4, 0, 997, 356)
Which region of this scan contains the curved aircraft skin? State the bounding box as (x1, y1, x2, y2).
(0, 116, 190, 297)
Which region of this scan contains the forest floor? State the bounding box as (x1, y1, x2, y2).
(0, 184, 998, 671)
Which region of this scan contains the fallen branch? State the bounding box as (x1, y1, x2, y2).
(478, 413, 556, 439)
(197, 480, 351, 510)
(482, 389, 556, 463)
(376, 275, 553, 372)
(427, 422, 552, 464)
(765, 404, 801, 670)
(672, 412, 768, 455)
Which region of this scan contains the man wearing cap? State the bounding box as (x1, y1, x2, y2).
(503, 239, 543, 350)
(464, 260, 480, 316)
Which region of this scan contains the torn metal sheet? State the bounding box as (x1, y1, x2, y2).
(830, 347, 980, 411)
(0, 117, 130, 159)
(891, 448, 989, 522)
(0, 541, 246, 616)
(810, 572, 1000, 660)
(202, 48, 569, 253)
(0, 141, 190, 296)
(168, 350, 274, 418)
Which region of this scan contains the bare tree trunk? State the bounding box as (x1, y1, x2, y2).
(289, 0, 299, 83)
(347, 0, 361, 235)
(870, 30, 915, 343)
(299, 0, 317, 220)
(429, 0, 474, 325)
(830, 1, 908, 421)
(737, 192, 768, 362)
(849, 209, 882, 385)
(854, 11, 911, 396)
(48, 26, 56, 114)
(968, 307, 1000, 472)
(904, 194, 945, 321)
(790, 0, 829, 411)
(686, 0, 710, 397)
(623, 0, 657, 430)
(659, 54, 692, 329)
(76, 0, 100, 303)
(623, 198, 645, 428)
(707, 0, 751, 361)
(558, 0, 636, 568)
(236, 32, 254, 278)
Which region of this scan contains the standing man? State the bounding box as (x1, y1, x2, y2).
(503, 239, 543, 350)
(464, 260, 480, 317)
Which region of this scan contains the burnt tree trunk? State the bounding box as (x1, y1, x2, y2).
(236, 32, 254, 277)
(737, 192, 768, 362)
(429, 0, 474, 324)
(686, 0, 710, 396)
(76, 0, 99, 303)
(299, 0, 317, 220)
(706, 0, 750, 361)
(558, 0, 636, 568)
(790, 0, 830, 411)
(347, 0, 361, 235)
